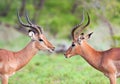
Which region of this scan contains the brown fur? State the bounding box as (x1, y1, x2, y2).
(65, 39, 120, 84)
(0, 32, 54, 84)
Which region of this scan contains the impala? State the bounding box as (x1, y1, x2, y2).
(64, 12, 120, 84)
(0, 11, 55, 84)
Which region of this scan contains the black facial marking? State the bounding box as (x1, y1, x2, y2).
(39, 39, 43, 42)
(80, 36, 85, 40)
(28, 29, 36, 34)
(72, 43, 75, 47)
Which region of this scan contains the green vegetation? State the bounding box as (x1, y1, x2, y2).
(0, 0, 120, 39)
(0, 35, 119, 84)
(10, 54, 109, 84)
(0, 0, 120, 84)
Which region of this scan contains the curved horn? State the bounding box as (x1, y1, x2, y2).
(17, 11, 42, 34)
(72, 11, 84, 39)
(71, 12, 90, 40)
(25, 11, 33, 25)
(25, 11, 43, 34)
(17, 11, 31, 27)
(37, 26, 43, 34)
(80, 12, 90, 31)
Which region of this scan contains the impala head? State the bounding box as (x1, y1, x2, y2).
(64, 12, 93, 58)
(17, 11, 55, 52)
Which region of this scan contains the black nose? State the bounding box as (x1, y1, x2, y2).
(64, 54, 67, 58)
(52, 47, 55, 51)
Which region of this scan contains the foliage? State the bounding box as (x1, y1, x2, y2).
(0, 0, 119, 38)
(9, 54, 111, 84)
(0, 33, 119, 84)
(0, 1, 120, 83)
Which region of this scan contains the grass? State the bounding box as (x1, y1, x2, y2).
(0, 35, 120, 84)
(9, 54, 109, 84)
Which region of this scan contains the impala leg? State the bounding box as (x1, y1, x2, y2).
(108, 74, 116, 84)
(1, 75, 8, 84)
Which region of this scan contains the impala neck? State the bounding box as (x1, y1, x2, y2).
(80, 41, 102, 69)
(14, 40, 39, 71)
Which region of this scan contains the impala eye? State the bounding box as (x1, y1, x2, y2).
(39, 39, 43, 42)
(72, 43, 75, 47)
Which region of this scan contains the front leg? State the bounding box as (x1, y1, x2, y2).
(101, 59, 117, 84)
(1, 75, 9, 84)
(108, 73, 116, 84)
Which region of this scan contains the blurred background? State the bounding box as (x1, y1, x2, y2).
(0, 0, 120, 84)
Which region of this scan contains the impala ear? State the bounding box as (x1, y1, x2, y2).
(86, 32, 93, 39)
(28, 30, 36, 39)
